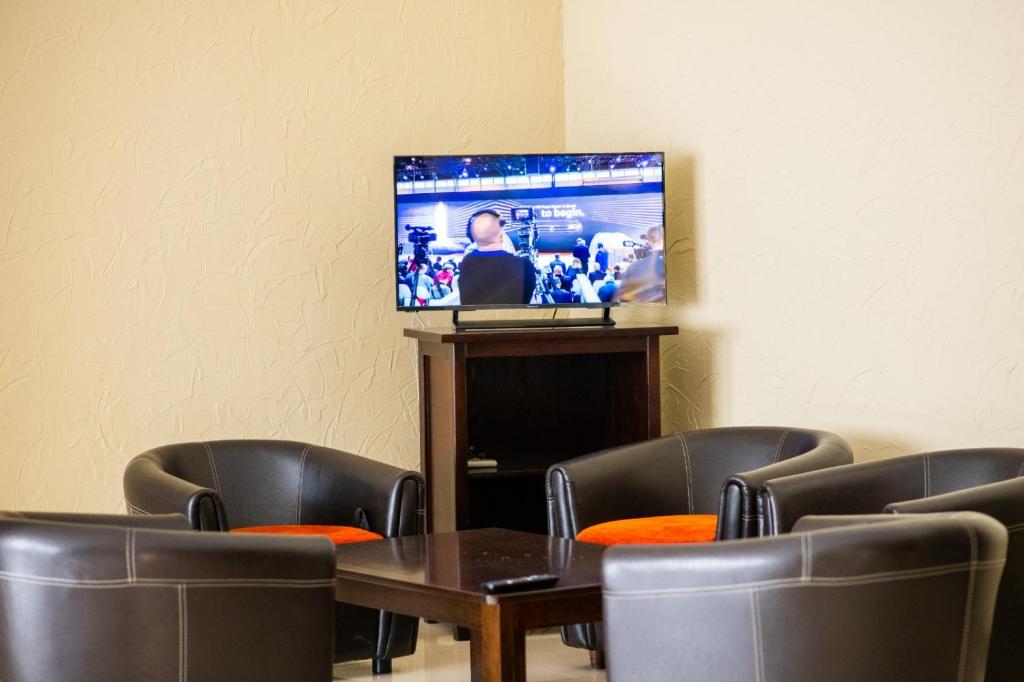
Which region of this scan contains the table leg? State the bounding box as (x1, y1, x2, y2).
(470, 604, 526, 682)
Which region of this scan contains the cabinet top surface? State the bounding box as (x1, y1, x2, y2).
(403, 322, 679, 344)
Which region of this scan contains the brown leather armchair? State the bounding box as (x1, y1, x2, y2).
(546, 426, 852, 656)
(762, 448, 1024, 682)
(603, 512, 1007, 682)
(0, 511, 336, 682)
(123, 439, 423, 673)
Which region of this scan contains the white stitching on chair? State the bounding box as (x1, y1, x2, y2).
(296, 443, 314, 524)
(126, 504, 151, 516)
(800, 533, 809, 580)
(956, 520, 978, 682)
(676, 433, 695, 514)
(806, 533, 813, 579)
(773, 430, 790, 464)
(124, 529, 132, 582)
(750, 589, 765, 682)
(129, 529, 137, 582)
(178, 584, 187, 682)
(924, 455, 931, 497)
(203, 442, 222, 494)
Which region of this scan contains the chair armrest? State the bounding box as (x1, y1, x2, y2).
(719, 441, 853, 539)
(884, 476, 1024, 530)
(299, 447, 423, 538)
(546, 435, 690, 539)
(123, 456, 224, 530)
(0, 511, 190, 531)
(762, 455, 926, 535)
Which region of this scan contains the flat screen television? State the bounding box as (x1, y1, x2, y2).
(394, 152, 666, 311)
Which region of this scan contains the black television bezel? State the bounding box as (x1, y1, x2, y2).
(392, 151, 667, 312)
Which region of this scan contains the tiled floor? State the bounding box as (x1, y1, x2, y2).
(333, 623, 607, 681)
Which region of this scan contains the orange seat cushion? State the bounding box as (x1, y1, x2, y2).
(577, 514, 718, 546)
(230, 524, 384, 545)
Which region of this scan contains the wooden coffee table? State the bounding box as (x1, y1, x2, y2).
(334, 528, 605, 682)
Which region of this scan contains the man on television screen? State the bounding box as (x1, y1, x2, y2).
(458, 209, 537, 305)
(572, 237, 590, 273)
(616, 225, 667, 303)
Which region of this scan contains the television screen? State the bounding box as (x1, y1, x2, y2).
(394, 152, 666, 310)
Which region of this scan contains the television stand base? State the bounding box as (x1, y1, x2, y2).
(452, 308, 615, 331)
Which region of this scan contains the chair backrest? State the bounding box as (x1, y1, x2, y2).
(923, 449, 1024, 496)
(603, 513, 1006, 682)
(681, 426, 837, 513)
(127, 439, 396, 530)
(763, 449, 1024, 535)
(548, 433, 692, 531)
(683, 426, 852, 539)
(136, 440, 311, 528)
(0, 511, 335, 682)
(546, 426, 850, 541)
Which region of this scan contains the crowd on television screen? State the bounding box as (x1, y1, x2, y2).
(397, 225, 665, 308)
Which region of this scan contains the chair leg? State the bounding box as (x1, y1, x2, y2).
(372, 658, 392, 675)
(589, 649, 606, 670)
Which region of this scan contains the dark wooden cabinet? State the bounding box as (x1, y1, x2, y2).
(405, 324, 678, 534)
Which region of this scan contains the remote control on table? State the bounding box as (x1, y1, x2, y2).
(481, 574, 560, 594)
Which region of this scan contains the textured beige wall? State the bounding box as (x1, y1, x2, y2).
(0, 0, 564, 511)
(565, 0, 1024, 458)
(5, 0, 1023, 513)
